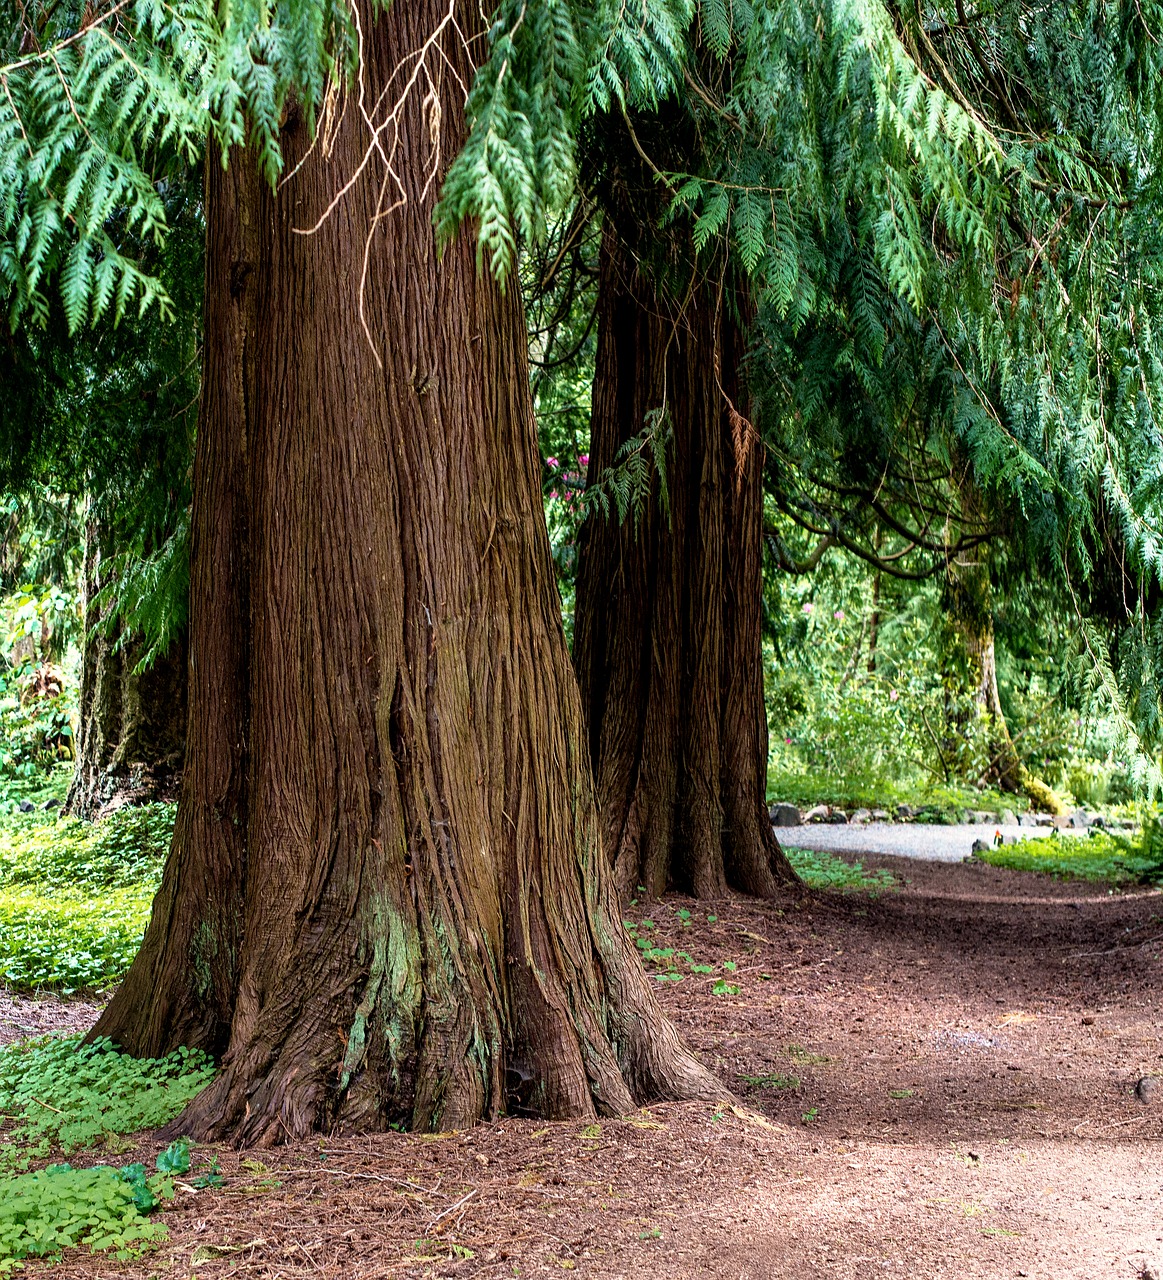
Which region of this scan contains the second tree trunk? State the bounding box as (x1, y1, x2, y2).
(574, 229, 797, 901)
(67, 520, 186, 819)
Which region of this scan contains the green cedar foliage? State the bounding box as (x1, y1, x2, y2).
(0, 0, 353, 330)
(7, 0, 1163, 772)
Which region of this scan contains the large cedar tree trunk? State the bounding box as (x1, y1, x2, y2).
(573, 227, 797, 902)
(67, 521, 186, 818)
(93, 0, 718, 1142)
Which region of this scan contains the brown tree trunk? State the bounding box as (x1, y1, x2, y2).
(93, 0, 718, 1142)
(572, 227, 797, 902)
(66, 520, 186, 819)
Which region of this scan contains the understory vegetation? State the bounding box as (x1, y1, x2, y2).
(0, 792, 171, 992)
(760, 555, 1137, 815)
(0, 1037, 215, 1270)
(981, 825, 1163, 887)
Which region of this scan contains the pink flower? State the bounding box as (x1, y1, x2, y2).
(889, 688, 899, 702)
(802, 602, 813, 614)
(579, 453, 589, 467)
(833, 610, 845, 621)
(549, 490, 559, 500)
(546, 456, 559, 468)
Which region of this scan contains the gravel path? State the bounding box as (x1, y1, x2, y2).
(779, 820, 1085, 863)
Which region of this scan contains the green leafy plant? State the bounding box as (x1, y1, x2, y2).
(0, 1161, 171, 1270)
(0, 1036, 214, 1173)
(0, 1044, 212, 1273)
(785, 847, 895, 892)
(981, 822, 1163, 886)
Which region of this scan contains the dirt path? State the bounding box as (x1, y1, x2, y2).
(33, 858, 1163, 1279)
(784, 820, 1084, 862)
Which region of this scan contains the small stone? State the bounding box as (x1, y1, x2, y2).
(1034, 813, 1054, 827)
(896, 804, 915, 819)
(1001, 809, 1018, 826)
(851, 808, 872, 824)
(827, 809, 849, 824)
(1135, 1076, 1161, 1106)
(970, 838, 990, 855)
(1082, 1015, 1095, 1026)
(41, 797, 61, 811)
(872, 809, 889, 821)
(804, 805, 830, 824)
(17, 799, 33, 813)
(769, 802, 802, 828)
(1070, 809, 1091, 828)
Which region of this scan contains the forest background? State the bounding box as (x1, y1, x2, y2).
(2, 1, 1160, 826)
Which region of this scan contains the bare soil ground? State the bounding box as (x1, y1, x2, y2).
(22, 856, 1163, 1280)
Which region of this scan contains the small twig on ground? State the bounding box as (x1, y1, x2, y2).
(425, 1188, 477, 1232)
(274, 1167, 444, 1197)
(1067, 933, 1163, 959)
(1073, 1115, 1147, 1134)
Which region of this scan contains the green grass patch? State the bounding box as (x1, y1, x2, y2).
(0, 803, 173, 993)
(980, 826, 1163, 885)
(738, 1071, 799, 1090)
(785, 846, 895, 892)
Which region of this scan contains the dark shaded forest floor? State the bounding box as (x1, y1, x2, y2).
(15, 857, 1163, 1279)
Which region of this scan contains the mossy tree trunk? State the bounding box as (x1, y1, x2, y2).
(67, 521, 186, 819)
(92, 0, 718, 1143)
(572, 226, 797, 902)
(945, 476, 1064, 814)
